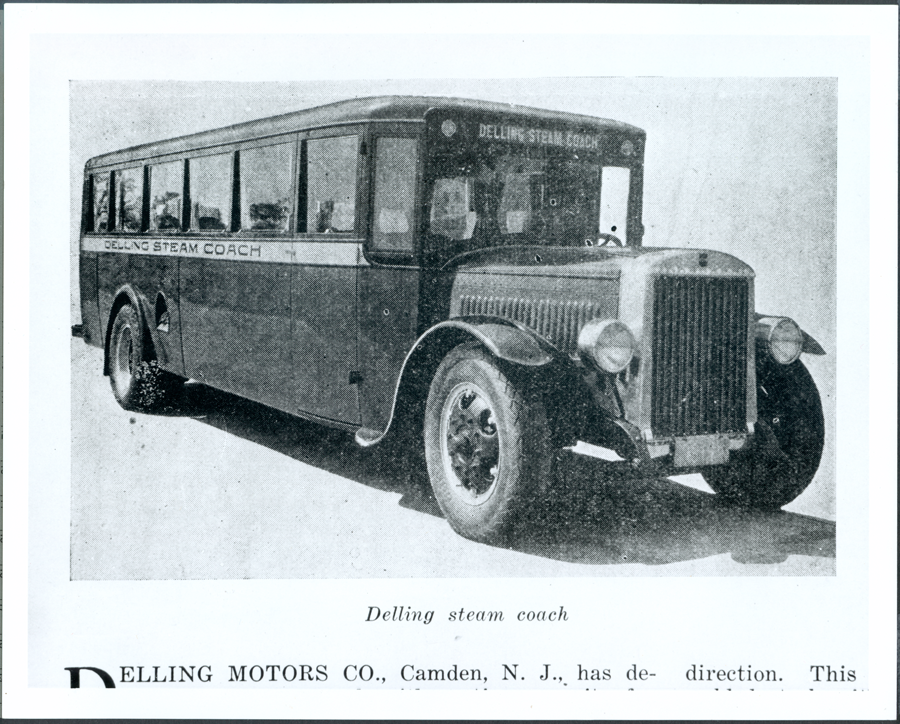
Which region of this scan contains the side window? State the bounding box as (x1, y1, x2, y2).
(92, 173, 111, 232)
(599, 166, 630, 242)
(240, 144, 292, 231)
(150, 160, 184, 231)
(190, 153, 232, 231)
(372, 137, 417, 252)
(306, 135, 357, 233)
(117, 168, 143, 233)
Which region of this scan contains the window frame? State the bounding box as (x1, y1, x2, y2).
(186, 148, 237, 234)
(87, 171, 112, 234)
(114, 166, 145, 233)
(363, 124, 424, 266)
(598, 162, 638, 247)
(233, 135, 297, 237)
(298, 125, 366, 240)
(147, 156, 188, 234)
(368, 134, 421, 259)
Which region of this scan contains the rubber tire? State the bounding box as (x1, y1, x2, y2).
(109, 304, 182, 412)
(424, 343, 551, 543)
(703, 358, 825, 510)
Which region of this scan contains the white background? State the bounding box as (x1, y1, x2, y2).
(6, 4, 897, 719)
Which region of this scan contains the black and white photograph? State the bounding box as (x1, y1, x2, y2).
(6, 5, 896, 720)
(70, 77, 838, 579)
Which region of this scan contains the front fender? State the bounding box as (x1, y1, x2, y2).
(354, 317, 558, 447)
(433, 318, 555, 367)
(800, 330, 826, 356)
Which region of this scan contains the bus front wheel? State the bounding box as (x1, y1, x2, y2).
(109, 304, 181, 412)
(703, 359, 825, 510)
(424, 343, 551, 543)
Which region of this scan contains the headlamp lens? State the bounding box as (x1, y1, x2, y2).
(578, 319, 635, 373)
(769, 318, 803, 365)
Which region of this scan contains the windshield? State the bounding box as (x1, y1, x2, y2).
(425, 146, 632, 264)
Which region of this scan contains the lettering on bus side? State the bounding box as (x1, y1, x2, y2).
(201, 242, 262, 258)
(105, 238, 151, 252)
(153, 241, 199, 254)
(92, 237, 266, 259)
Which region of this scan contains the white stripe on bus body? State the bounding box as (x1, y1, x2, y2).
(80, 235, 367, 266)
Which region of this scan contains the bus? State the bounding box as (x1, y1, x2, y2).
(76, 96, 825, 543)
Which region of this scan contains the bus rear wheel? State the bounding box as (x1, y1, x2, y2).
(109, 304, 182, 412)
(424, 344, 550, 543)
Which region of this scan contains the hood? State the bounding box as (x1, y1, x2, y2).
(449, 245, 755, 356)
(450, 245, 755, 281)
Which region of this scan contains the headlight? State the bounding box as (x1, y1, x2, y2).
(578, 319, 635, 373)
(756, 316, 803, 365)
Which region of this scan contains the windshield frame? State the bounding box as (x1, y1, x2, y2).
(420, 110, 645, 267)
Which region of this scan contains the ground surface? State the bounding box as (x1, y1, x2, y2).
(71, 340, 835, 579)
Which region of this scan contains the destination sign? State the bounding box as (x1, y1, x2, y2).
(478, 123, 603, 151)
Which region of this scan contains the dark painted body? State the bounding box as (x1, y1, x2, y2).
(80, 98, 643, 429)
(292, 257, 361, 423)
(78, 96, 823, 467)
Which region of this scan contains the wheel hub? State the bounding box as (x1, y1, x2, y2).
(444, 387, 499, 500)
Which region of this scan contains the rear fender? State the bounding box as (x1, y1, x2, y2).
(102, 284, 166, 376)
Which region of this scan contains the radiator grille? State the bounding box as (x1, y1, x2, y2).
(459, 295, 603, 354)
(651, 276, 749, 437)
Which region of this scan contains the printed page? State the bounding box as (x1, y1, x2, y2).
(4, 4, 897, 720)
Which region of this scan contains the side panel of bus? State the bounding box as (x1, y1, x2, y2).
(290, 249, 360, 423)
(131, 253, 184, 372)
(178, 141, 295, 410)
(289, 131, 366, 425)
(180, 255, 293, 408)
(79, 252, 102, 347)
(357, 132, 423, 433)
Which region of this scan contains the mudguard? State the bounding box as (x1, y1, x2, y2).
(801, 330, 826, 356)
(354, 317, 558, 447)
(103, 284, 169, 376)
(436, 318, 555, 367)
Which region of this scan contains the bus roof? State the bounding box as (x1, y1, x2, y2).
(85, 95, 645, 170)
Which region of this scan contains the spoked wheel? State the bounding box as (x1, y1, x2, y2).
(425, 343, 550, 543)
(109, 304, 182, 412)
(440, 382, 501, 506)
(704, 358, 825, 510)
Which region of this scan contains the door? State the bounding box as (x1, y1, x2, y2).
(357, 134, 422, 433)
(290, 132, 363, 424)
